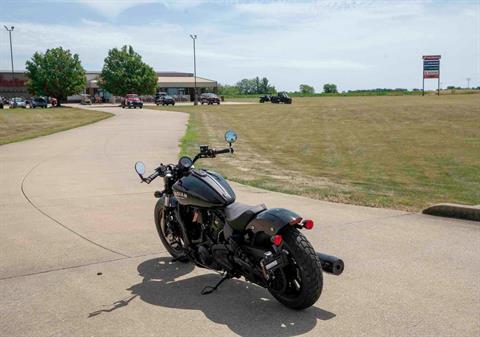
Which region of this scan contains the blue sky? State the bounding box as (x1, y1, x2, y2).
(0, 0, 478, 91)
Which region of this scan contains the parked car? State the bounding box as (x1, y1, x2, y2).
(271, 92, 292, 104)
(31, 97, 48, 108)
(0, 98, 3, 109)
(50, 97, 58, 107)
(200, 93, 221, 105)
(122, 94, 143, 109)
(259, 95, 271, 103)
(157, 95, 175, 106)
(10, 97, 27, 108)
(80, 94, 92, 105)
(154, 92, 167, 105)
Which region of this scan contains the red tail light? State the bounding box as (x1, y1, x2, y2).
(303, 219, 314, 230)
(271, 235, 283, 246)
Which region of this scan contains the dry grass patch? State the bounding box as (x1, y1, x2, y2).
(0, 107, 112, 145)
(149, 95, 480, 211)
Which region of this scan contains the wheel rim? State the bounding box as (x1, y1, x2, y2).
(269, 256, 303, 298)
(160, 211, 184, 253)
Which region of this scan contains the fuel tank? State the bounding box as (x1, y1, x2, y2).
(172, 169, 235, 208)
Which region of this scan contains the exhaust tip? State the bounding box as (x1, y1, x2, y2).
(317, 252, 344, 276)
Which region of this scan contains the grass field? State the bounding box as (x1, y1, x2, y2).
(150, 95, 480, 211)
(0, 107, 112, 145)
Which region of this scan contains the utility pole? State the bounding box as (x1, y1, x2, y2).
(4, 26, 14, 81)
(190, 34, 198, 106)
(466, 77, 471, 89)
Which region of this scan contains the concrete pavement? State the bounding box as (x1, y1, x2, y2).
(0, 105, 478, 337)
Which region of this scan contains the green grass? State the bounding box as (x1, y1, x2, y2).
(221, 89, 480, 100)
(148, 95, 480, 211)
(0, 107, 113, 145)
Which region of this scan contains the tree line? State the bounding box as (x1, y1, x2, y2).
(24, 45, 342, 103)
(218, 80, 338, 95)
(25, 45, 157, 105)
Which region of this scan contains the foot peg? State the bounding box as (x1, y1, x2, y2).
(201, 273, 231, 295)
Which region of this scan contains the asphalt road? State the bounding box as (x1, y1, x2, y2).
(0, 105, 478, 337)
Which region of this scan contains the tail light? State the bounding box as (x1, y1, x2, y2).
(271, 235, 283, 246)
(303, 219, 314, 230)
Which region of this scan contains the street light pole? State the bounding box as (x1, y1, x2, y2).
(190, 34, 198, 106)
(466, 77, 471, 89)
(4, 26, 14, 81)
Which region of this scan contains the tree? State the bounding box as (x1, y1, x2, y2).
(260, 77, 276, 94)
(299, 84, 315, 94)
(323, 83, 338, 94)
(218, 84, 240, 96)
(235, 77, 276, 95)
(236, 78, 257, 94)
(25, 47, 86, 105)
(100, 45, 157, 96)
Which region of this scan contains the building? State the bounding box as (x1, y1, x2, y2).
(0, 71, 217, 102)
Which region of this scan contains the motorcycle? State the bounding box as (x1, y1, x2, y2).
(134, 130, 344, 310)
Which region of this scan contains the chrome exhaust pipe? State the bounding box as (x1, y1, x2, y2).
(317, 252, 344, 276)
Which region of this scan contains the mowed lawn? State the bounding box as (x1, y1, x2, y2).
(151, 95, 480, 211)
(0, 107, 112, 145)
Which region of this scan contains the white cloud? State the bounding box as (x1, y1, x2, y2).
(77, 0, 154, 18)
(0, 1, 478, 90)
(75, 0, 205, 18)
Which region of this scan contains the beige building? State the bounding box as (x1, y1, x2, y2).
(0, 71, 217, 102)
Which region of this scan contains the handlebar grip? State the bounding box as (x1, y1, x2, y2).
(214, 148, 232, 155)
(145, 170, 160, 183)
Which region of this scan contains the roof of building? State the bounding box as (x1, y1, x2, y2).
(157, 76, 217, 88)
(0, 71, 217, 88)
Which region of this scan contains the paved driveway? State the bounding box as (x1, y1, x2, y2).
(0, 105, 478, 337)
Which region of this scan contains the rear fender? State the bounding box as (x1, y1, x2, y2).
(246, 208, 300, 236)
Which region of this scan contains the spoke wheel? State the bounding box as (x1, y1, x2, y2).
(154, 200, 188, 262)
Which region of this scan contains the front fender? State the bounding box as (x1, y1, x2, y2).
(246, 208, 300, 235)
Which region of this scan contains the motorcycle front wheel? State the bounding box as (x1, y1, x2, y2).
(268, 228, 323, 310)
(154, 200, 188, 262)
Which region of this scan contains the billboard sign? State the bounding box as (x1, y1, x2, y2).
(423, 55, 441, 79)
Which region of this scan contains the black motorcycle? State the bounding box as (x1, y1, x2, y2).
(134, 130, 343, 310)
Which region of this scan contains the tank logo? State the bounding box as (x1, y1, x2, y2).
(174, 191, 187, 199)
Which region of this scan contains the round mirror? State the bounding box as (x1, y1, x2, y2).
(135, 161, 145, 175)
(224, 130, 237, 143)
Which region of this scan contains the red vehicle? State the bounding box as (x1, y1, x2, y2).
(122, 94, 143, 109)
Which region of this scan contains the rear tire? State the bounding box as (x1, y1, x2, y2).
(268, 228, 323, 310)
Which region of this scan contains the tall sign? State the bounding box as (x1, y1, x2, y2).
(422, 55, 441, 96)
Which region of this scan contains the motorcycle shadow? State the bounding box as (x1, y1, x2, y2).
(127, 257, 335, 337)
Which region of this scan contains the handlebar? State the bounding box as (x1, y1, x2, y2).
(139, 146, 233, 183)
(214, 148, 233, 155)
(192, 147, 233, 164)
(144, 170, 160, 184)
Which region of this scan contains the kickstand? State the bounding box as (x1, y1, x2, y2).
(201, 273, 231, 295)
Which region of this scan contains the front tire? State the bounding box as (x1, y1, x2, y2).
(268, 228, 323, 310)
(154, 200, 188, 262)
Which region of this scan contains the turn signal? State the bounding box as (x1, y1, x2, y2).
(271, 235, 283, 246)
(303, 220, 314, 230)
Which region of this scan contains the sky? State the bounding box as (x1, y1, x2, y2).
(0, 0, 478, 91)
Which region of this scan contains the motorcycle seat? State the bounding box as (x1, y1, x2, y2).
(225, 202, 267, 230)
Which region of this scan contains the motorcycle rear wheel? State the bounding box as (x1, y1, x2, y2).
(268, 228, 323, 310)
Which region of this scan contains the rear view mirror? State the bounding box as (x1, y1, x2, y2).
(135, 161, 145, 176)
(225, 130, 237, 144)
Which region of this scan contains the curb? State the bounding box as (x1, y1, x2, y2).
(422, 203, 480, 222)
